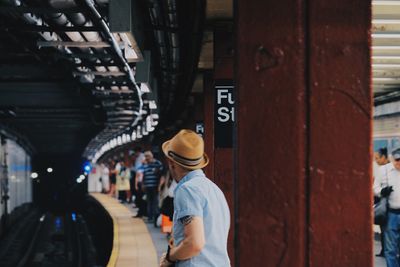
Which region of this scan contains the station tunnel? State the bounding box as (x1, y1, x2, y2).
(0, 0, 389, 266)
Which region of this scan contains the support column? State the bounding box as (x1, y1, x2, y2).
(235, 1, 307, 265)
(203, 22, 235, 264)
(308, 1, 372, 265)
(235, 0, 371, 266)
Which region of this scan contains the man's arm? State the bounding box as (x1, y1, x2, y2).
(135, 172, 143, 190)
(373, 172, 383, 197)
(169, 216, 205, 261)
(374, 165, 387, 197)
(159, 175, 166, 192)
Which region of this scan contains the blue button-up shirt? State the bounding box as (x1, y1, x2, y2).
(173, 169, 231, 267)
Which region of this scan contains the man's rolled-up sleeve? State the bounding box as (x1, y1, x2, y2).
(174, 186, 204, 220)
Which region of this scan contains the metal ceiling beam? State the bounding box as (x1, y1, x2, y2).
(373, 56, 400, 64)
(37, 41, 115, 48)
(373, 64, 400, 69)
(373, 1, 400, 18)
(54, 53, 115, 60)
(374, 78, 400, 84)
(0, 65, 63, 79)
(372, 33, 400, 46)
(75, 62, 122, 67)
(0, 82, 78, 91)
(0, 6, 82, 14)
(73, 71, 126, 77)
(372, 19, 400, 32)
(1, 25, 100, 32)
(373, 46, 400, 56)
(373, 69, 400, 78)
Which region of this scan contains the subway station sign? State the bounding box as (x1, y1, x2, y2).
(215, 80, 235, 148)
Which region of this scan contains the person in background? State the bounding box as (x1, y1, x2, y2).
(159, 169, 177, 221)
(136, 150, 163, 224)
(108, 160, 117, 198)
(374, 147, 400, 267)
(131, 147, 145, 208)
(375, 147, 390, 166)
(159, 129, 230, 267)
(116, 161, 131, 203)
(374, 147, 391, 257)
(100, 163, 110, 193)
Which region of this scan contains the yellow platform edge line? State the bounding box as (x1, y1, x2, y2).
(90, 194, 119, 267)
(107, 213, 119, 267)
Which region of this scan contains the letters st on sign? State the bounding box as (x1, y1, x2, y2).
(214, 80, 235, 148)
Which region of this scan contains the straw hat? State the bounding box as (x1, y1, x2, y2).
(162, 129, 209, 170)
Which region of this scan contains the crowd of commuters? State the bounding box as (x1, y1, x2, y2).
(374, 147, 400, 267)
(99, 146, 175, 228)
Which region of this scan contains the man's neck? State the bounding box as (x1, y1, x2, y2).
(175, 170, 190, 183)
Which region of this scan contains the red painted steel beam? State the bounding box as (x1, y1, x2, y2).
(214, 23, 235, 265)
(235, 0, 307, 265)
(235, 0, 372, 266)
(203, 22, 235, 264)
(308, 1, 372, 266)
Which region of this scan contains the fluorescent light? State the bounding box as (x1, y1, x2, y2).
(31, 172, 38, 179)
(140, 83, 150, 93)
(122, 134, 127, 143)
(47, 167, 53, 173)
(136, 126, 143, 138)
(146, 116, 153, 131)
(142, 126, 149, 135)
(149, 100, 157, 109)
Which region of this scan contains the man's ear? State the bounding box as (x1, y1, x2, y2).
(169, 159, 175, 170)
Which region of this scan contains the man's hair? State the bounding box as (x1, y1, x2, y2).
(144, 150, 153, 157)
(378, 147, 388, 158)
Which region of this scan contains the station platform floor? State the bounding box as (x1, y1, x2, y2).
(90, 193, 168, 267)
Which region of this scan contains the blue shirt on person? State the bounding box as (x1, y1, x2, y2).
(137, 159, 163, 188)
(173, 169, 231, 267)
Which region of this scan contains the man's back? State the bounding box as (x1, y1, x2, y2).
(173, 170, 230, 267)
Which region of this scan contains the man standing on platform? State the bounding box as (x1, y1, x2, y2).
(159, 129, 231, 267)
(137, 150, 163, 224)
(374, 147, 400, 267)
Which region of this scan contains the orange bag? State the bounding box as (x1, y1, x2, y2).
(161, 214, 173, 233)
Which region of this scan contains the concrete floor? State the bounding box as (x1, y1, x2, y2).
(123, 203, 169, 263)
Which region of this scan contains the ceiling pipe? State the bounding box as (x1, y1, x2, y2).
(48, 0, 77, 8)
(83, 0, 143, 120)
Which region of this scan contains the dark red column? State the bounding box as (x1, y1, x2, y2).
(235, 0, 371, 267)
(308, 1, 372, 266)
(203, 22, 235, 265)
(235, 1, 307, 265)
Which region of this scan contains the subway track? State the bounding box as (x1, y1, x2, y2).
(0, 212, 98, 267)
